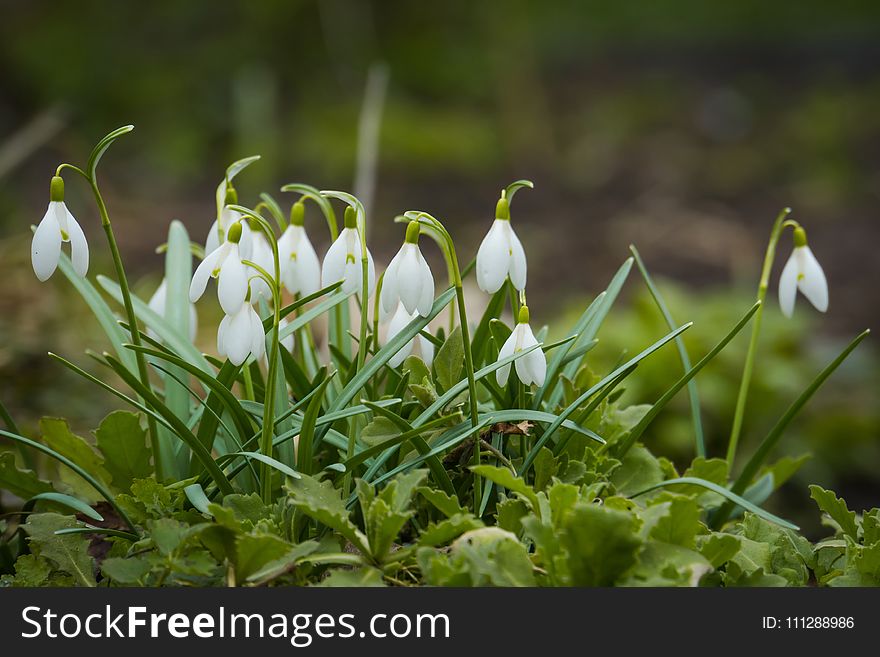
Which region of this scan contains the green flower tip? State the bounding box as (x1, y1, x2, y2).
(290, 201, 305, 227)
(793, 226, 808, 248)
(344, 205, 358, 229)
(50, 176, 65, 203)
(227, 221, 243, 244)
(405, 220, 420, 244)
(495, 196, 510, 221)
(518, 305, 530, 324)
(224, 184, 238, 206)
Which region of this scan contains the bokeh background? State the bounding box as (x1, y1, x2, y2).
(1, 0, 878, 533)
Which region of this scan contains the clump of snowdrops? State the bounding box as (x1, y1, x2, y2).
(1, 126, 874, 588)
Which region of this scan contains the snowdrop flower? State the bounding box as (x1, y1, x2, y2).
(279, 316, 295, 353)
(321, 206, 375, 297)
(496, 306, 546, 387)
(476, 196, 526, 294)
(278, 201, 321, 297)
(385, 302, 434, 368)
(247, 230, 275, 302)
(189, 221, 249, 315)
(147, 278, 198, 342)
(381, 221, 435, 317)
(778, 227, 828, 318)
(205, 187, 253, 260)
(31, 176, 89, 281)
(217, 301, 265, 366)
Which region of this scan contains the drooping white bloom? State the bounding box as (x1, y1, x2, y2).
(279, 316, 295, 353)
(217, 302, 265, 366)
(385, 302, 434, 368)
(205, 205, 253, 261)
(278, 203, 321, 297)
(496, 307, 546, 387)
(381, 222, 435, 317)
(189, 223, 249, 315)
(247, 231, 275, 302)
(778, 228, 828, 318)
(321, 216, 375, 297)
(147, 278, 198, 342)
(31, 177, 89, 281)
(475, 197, 526, 294)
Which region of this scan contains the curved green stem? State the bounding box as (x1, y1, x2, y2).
(726, 208, 800, 468)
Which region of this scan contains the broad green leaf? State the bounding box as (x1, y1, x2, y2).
(25, 513, 96, 587)
(0, 451, 52, 499)
(560, 504, 642, 586)
(611, 445, 664, 497)
(470, 465, 539, 515)
(40, 417, 111, 500)
(648, 496, 702, 548)
(317, 567, 385, 587)
(698, 533, 741, 568)
(809, 486, 859, 540)
(101, 557, 151, 585)
(94, 411, 152, 490)
(234, 534, 295, 582)
(360, 416, 401, 447)
(287, 474, 369, 554)
(434, 325, 464, 392)
(418, 487, 467, 518)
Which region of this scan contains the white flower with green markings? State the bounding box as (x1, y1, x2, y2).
(476, 196, 526, 294)
(496, 305, 545, 387)
(217, 301, 265, 366)
(189, 221, 249, 315)
(278, 201, 321, 297)
(778, 227, 828, 318)
(321, 207, 375, 296)
(205, 186, 253, 260)
(381, 221, 434, 317)
(147, 278, 198, 342)
(385, 301, 434, 368)
(31, 176, 89, 281)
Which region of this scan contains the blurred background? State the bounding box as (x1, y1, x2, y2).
(0, 0, 878, 533)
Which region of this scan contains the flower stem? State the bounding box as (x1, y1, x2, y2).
(91, 181, 164, 482)
(726, 208, 795, 468)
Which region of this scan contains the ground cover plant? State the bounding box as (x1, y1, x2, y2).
(0, 127, 875, 587)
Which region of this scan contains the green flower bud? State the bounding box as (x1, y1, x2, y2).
(290, 201, 305, 227)
(405, 220, 420, 244)
(518, 304, 530, 324)
(793, 226, 808, 248)
(495, 196, 510, 221)
(227, 221, 243, 244)
(50, 176, 65, 203)
(344, 206, 357, 229)
(224, 185, 238, 206)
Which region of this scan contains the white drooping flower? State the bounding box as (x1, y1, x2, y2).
(381, 221, 435, 317)
(205, 187, 253, 260)
(247, 231, 275, 302)
(279, 316, 295, 354)
(496, 306, 546, 387)
(217, 302, 265, 366)
(321, 208, 375, 297)
(31, 176, 89, 281)
(778, 227, 829, 318)
(147, 278, 198, 342)
(385, 302, 434, 368)
(278, 202, 321, 297)
(475, 196, 526, 294)
(189, 222, 249, 315)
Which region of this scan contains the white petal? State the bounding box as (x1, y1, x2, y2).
(778, 251, 799, 318)
(516, 325, 545, 386)
(476, 220, 510, 293)
(342, 259, 361, 295)
(416, 333, 434, 366)
(237, 221, 254, 261)
(217, 246, 248, 314)
(65, 211, 89, 277)
(205, 219, 220, 254)
(248, 233, 274, 301)
(216, 314, 230, 357)
(366, 246, 377, 298)
(225, 306, 253, 366)
(796, 246, 828, 313)
(249, 306, 266, 360)
(397, 245, 424, 314)
(507, 224, 527, 291)
(380, 248, 404, 315)
(297, 232, 322, 297)
(148, 279, 167, 315)
(31, 205, 62, 282)
(415, 251, 435, 317)
(386, 303, 415, 368)
(279, 317, 295, 353)
(495, 328, 518, 386)
(190, 244, 225, 303)
(321, 231, 349, 289)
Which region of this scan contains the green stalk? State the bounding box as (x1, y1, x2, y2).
(726, 208, 797, 468)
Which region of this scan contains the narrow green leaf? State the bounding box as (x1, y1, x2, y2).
(24, 492, 103, 522)
(87, 125, 134, 180)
